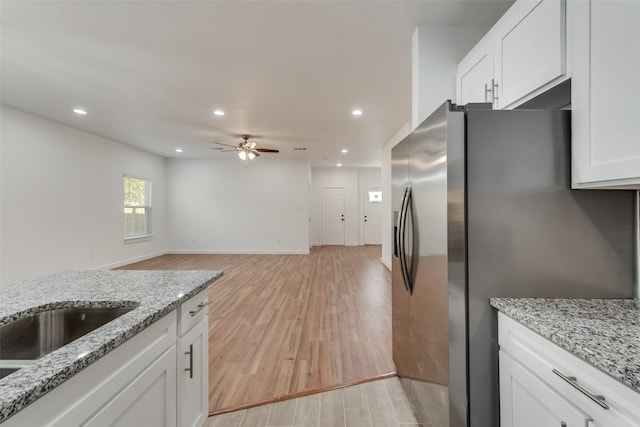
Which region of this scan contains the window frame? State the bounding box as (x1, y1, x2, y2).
(123, 175, 153, 241)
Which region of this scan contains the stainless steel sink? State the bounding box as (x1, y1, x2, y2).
(0, 367, 21, 380)
(0, 306, 136, 360)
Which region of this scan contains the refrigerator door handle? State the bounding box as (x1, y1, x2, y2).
(400, 186, 413, 293)
(404, 186, 415, 294)
(398, 186, 410, 292)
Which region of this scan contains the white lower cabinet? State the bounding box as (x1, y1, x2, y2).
(85, 346, 177, 427)
(177, 289, 209, 427)
(498, 313, 640, 427)
(500, 351, 589, 427)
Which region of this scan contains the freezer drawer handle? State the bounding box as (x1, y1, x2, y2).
(189, 301, 207, 317)
(552, 369, 609, 410)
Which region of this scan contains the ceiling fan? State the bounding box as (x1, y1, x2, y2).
(211, 135, 279, 160)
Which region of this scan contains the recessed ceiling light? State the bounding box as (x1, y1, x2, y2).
(341, 149, 348, 154)
(337, 163, 343, 167)
(213, 110, 225, 116)
(73, 108, 87, 115)
(352, 109, 363, 116)
(175, 148, 183, 153)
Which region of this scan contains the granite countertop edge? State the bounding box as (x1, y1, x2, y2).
(490, 297, 640, 393)
(0, 269, 223, 422)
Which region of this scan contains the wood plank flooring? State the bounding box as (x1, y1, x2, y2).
(118, 246, 395, 415)
(206, 377, 420, 427)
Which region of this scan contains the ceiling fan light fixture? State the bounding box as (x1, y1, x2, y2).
(238, 150, 247, 160)
(248, 151, 256, 160)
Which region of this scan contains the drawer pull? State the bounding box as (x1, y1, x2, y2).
(552, 368, 609, 410)
(189, 302, 207, 317)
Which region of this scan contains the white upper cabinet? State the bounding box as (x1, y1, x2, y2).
(457, 0, 568, 109)
(570, 0, 640, 188)
(457, 39, 495, 104)
(497, 0, 566, 107)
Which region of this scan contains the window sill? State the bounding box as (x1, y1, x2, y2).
(124, 234, 153, 244)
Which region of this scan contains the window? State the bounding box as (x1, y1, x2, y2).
(368, 191, 382, 203)
(124, 176, 151, 239)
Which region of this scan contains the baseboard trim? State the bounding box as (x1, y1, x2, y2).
(95, 250, 169, 270)
(381, 257, 391, 271)
(169, 249, 310, 255)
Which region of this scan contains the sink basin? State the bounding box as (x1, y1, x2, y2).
(0, 306, 136, 360)
(0, 367, 21, 380)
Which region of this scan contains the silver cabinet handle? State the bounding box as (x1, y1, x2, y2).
(485, 83, 492, 102)
(552, 369, 609, 410)
(189, 301, 207, 317)
(185, 344, 193, 379)
(491, 78, 499, 105)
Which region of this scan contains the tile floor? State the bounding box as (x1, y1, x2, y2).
(206, 377, 424, 427)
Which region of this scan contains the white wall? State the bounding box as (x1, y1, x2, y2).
(377, 25, 488, 269)
(380, 122, 412, 269)
(412, 26, 488, 129)
(167, 157, 310, 253)
(0, 106, 168, 284)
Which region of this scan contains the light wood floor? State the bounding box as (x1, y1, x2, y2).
(206, 377, 420, 427)
(118, 246, 395, 415)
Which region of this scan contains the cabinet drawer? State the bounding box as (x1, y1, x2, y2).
(178, 288, 209, 336)
(500, 351, 590, 427)
(498, 313, 640, 426)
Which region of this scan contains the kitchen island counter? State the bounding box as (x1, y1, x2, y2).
(0, 269, 222, 422)
(490, 298, 640, 393)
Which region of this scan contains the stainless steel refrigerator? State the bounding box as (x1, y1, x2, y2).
(391, 101, 636, 427)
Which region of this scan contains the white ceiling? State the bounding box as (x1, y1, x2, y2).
(1, 0, 513, 167)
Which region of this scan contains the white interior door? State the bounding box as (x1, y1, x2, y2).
(321, 187, 345, 245)
(363, 188, 382, 245)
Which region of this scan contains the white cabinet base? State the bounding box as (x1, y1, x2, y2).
(500, 351, 590, 427)
(178, 317, 209, 427)
(498, 313, 640, 427)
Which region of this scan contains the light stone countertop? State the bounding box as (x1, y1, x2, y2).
(0, 269, 223, 422)
(490, 298, 640, 393)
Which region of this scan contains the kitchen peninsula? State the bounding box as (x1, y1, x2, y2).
(0, 269, 221, 425)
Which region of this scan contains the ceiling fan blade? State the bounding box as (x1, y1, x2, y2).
(255, 148, 279, 153)
(210, 147, 238, 152)
(211, 141, 238, 149)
